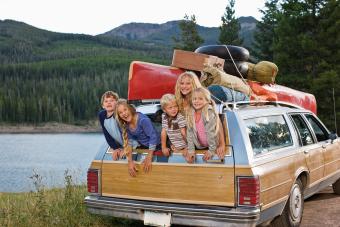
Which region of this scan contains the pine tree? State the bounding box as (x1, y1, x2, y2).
(252, 0, 280, 61)
(173, 14, 204, 51)
(219, 0, 243, 45)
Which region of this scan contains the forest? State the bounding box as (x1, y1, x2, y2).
(0, 0, 339, 132)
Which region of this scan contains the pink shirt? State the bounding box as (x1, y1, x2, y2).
(195, 114, 208, 147)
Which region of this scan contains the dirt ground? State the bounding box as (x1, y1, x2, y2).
(300, 186, 340, 227)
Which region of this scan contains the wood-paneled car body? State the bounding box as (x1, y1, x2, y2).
(85, 102, 340, 227)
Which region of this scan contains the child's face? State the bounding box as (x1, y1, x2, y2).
(102, 96, 117, 113)
(164, 100, 178, 117)
(117, 104, 133, 123)
(180, 76, 193, 96)
(192, 92, 208, 111)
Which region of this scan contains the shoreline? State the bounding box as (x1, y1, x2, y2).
(0, 122, 101, 134)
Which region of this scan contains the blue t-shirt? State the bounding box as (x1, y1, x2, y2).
(127, 112, 160, 151)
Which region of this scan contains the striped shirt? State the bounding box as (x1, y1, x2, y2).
(162, 113, 187, 150)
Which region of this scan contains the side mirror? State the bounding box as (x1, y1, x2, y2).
(329, 133, 338, 143)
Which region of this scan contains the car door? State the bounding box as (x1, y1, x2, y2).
(290, 114, 324, 191)
(304, 114, 340, 185)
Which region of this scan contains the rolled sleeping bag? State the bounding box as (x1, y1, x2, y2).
(208, 85, 250, 103)
(201, 65, 252, 96)
(195, 45, 250, 61)
(223, 60, 248, 78)
(247, 61, 278, 84)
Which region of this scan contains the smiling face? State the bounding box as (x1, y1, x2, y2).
(192, 91, 208, 111)
(117, 104, 133, 123)
(164, 100, 179, 117)
(102, 96, 117, 114)
(179, 76, 193, 96)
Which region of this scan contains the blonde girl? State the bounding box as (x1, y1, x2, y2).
(175, 71, 226, 159)
(115, 99, 160, 177)
(175, 71, 202, 115)
(186, 87, 220, 161)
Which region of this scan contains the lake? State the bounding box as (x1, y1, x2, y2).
(0, 133, 105, 192)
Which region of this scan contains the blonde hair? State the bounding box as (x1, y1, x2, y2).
(115, 99, 137, 151)
(101, 91, 119, 105)
(160, 93, 176, 110)
(187, 87, 219, 135)
(174, 71, 202, 114)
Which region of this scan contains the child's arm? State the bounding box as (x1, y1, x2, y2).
(180, 127, 187, 143)
(178, 113, 187, 143)
(186, 128, 195, 163)
(161, 128, 170, 156)
(205, 110, 218, 156)
(126, 145, 137, 177)
(140, 116, 157, 173)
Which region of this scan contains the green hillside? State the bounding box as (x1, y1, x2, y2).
(0, 19, 172, 124)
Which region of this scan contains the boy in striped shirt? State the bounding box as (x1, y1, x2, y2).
(160, 94, 191, 162)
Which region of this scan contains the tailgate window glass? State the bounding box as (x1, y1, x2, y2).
(245, 115, 293, 155)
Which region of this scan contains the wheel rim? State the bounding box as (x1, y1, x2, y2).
(290, 184, 302, 221)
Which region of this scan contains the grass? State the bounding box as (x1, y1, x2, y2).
(0, 170, 142, 227)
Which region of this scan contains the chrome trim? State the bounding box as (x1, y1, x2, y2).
(85, 196, 260, 227)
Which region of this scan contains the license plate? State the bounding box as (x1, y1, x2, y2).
(144, 210, 171, 227)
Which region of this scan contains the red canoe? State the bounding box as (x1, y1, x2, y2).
(128, 61, 317, 114)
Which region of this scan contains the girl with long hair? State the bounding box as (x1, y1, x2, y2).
(174, 71, 225, 159)
(115, 99, 160, 177)
(186, 87, 220, 161)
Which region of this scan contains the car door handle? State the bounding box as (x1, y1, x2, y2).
(322, 143, 330, 149)
(303, 150, 309, 154)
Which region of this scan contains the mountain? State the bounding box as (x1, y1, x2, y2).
(101, 16, 258, 48)
(0, 19, 171, 64)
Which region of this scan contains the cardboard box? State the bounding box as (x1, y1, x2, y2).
(171, 49, 225, 71)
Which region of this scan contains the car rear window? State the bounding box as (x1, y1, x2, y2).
(245, 115, 293, 155)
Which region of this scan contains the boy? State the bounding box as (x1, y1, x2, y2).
(160, 94, 190, 161)
(98, 91, 123, 160)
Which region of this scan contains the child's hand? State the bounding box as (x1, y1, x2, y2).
(185, 152, 195, 163)
(142, 153, 153, 173)
(128, 161, 138, 177)
(203, 151, 213, 161)
(118, 148, 127, 159)
(162, 147, 170, 156)
(216, 145, 226, 160)
(170, 144, 177, 152)
(112, 148, 121, 160)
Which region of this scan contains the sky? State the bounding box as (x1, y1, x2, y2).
(1, 0, 265, 35)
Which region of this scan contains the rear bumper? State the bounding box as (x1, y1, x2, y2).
(84, 195, 260, 227)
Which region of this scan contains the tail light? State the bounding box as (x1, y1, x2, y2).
(87, 169, 100, 194)
(237, 176, 260, 207)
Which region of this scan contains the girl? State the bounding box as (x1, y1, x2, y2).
(174, 71, 226, 159)
(175, 71, 202, 116)
(186, 87, 220, 161)
(116, 99, 160, 177)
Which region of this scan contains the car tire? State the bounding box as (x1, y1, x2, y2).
(194, 45, 250, 61)
(333, 178, 340, 195)
(271, 179, 304, 227)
